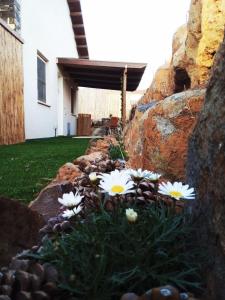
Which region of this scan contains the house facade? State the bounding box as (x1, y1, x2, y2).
(20, 0, 82, 139)
(0, 0, 88, 141)
(0, 0, 146, 143)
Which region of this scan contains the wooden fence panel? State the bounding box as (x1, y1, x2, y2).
(0, 19, 24, 145)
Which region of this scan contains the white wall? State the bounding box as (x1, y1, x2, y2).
(75, 87, 144, 121)
(63, 79, 77, 136)
(20, 0, 78, 139)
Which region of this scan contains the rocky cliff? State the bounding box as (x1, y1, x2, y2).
(125, 0, 225, 180)
(186, 28, 225, 300)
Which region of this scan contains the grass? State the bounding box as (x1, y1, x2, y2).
(0, 137, 90, 204)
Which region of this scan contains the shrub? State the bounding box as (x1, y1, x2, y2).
(109, 143, 128, 160)
(36, 203, 202, 299)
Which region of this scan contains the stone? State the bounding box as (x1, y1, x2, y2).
(139, 63, 174, 104)
(15, 271, 30, 291)
(0, 296, 11, 300)
(143, 285, 180, 300)
(125, 89, 205, 180)
(32, 291, 49, 300)
(43, 264, 58, 283)
(73, 151, 108, 170)
(16, 291, 31, 300)
(0, 197, 44, 267)
(0, 285, 12, 296)
(86, 136, 118, 155)
(54, 163, 82, 183)
(186, 29, 225, 300)
(29, 182, 73, 221)
(120, 293, 139, 300)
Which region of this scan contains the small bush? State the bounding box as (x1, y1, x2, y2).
(37, 203, 201, 299)
(109, 144, 128, 160)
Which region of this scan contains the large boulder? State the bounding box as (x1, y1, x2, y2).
(125, 89, 205, 180)
(186, 31, 225, 300)
(0, 197, 44, 267)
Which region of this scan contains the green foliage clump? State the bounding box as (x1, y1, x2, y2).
(109, 143, 128, 161)
(37, 203, 202, 299)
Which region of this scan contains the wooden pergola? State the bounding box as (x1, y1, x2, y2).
(57, 58, 147, 127)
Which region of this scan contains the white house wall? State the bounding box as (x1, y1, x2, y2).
(63, 78, 77, 136)
(20, 0, 78, 139)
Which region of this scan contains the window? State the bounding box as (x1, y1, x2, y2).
(37, 55, 47, 102)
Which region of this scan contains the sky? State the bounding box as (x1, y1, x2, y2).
(81, 0, 191, 90)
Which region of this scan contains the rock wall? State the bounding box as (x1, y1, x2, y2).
(186, 30, 225, 300)
(185, 0, 225, 87)
(125, 0, 225, 179)
(125, 89, 205, 180)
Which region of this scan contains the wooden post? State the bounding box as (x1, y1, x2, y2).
(121, 65, 127, 129)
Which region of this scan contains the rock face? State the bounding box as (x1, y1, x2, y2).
(140, 63, 174, 104)
(124, 0, 225, 179)
(184, 0, 225, 87)
(140, 0, 225, 105)
(125, 89, 205, 180)
(186, 31, 225, 300)
(0, 197, 44, 267)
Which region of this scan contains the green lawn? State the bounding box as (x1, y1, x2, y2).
(0, 137, 90, 204)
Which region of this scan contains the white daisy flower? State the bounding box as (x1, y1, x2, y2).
(58, 191, 84, 207)
(146, 172, 161, 181)
(99, 169, 135, 196)
(62, 205, 83, 219)
(126, 208, 138, 223)
(158, 181, 195, 200)
(127, 168, 152, 179)
(89, 172, 101, 182)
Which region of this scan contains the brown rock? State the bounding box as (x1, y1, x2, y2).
(43, 264, 58, 283)
(0, 197, 44, 267)
(73, 151, 108, 169)
(15, 271, 30, 291)
(186, 30, 225, 300)
(55, 163, 82, 183)
(15, 291, 31, 300)
(125, 89, 205, 180)
(29, 182, 73, 221)
(121, 293, 139, 300)
(28, 263, 45, 282)
(86, 136, 118, 155)
(0, 296, 11, 300)
(0, 285, 12, 296)
(139, 63, 174, 104)
(143, 285, 180, 300)
(32, 291, 49, 300)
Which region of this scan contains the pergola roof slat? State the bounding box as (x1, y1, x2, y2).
(57, 58, 147, 91)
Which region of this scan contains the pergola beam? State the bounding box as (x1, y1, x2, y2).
(121, 65, 127, 128)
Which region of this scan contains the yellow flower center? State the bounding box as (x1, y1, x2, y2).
(111, 185, 125, 194)
(169, 191, 183, 199)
